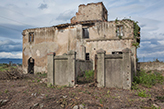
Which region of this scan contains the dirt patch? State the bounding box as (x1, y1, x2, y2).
(0, 72, 164, 108)
(0, 68, 28, 80)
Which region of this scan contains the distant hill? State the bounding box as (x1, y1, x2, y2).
(0, 58, 22, 64)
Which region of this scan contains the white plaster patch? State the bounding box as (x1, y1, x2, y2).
(36, 50, 40, 56)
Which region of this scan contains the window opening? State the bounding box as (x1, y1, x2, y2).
(116, 26, 123, 37)
(29, 32, 34, 42)
(83, 28, 89, 38)
(86, 53, 89, 60)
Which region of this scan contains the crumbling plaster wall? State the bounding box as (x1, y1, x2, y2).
(82, 20, 136, 69)
(22, 20, 137, 73)
(71, 2, 107, 23)
(22, 25, 84, 73)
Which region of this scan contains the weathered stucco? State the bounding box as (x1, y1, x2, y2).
(71, 2, 107, 23)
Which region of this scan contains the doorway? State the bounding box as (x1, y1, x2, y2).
(28, 57, 34, 74)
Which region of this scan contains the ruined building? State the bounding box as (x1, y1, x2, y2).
(22, 2, 140, 75)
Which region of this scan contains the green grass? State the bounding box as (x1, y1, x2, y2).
(137, 90, 151, 98)
(0, 66, 9, 71)
(133, 70, 164, 88)
(84, 70, 94, 81)
(0, 64, 17, 72)
(37, 72, 47, 78)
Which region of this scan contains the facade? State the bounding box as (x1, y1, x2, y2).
(22, 2, 140, 74)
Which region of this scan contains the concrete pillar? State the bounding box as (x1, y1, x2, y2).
(67, 50, 76, 86)
(122, 48, 132, 89)
(131, 46, 137, 75)
(47, 52, 55, 86)
(82, 45, 86, 60)
(96, 49, 106, 87)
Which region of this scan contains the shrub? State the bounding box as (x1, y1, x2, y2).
(134, 70, 164, 88)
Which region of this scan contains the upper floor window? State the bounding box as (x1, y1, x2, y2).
(116, 26, 123, 37)
(83, 28, 89, 38)
(29, 32, 34, 42)
(85, 53, 89, 60)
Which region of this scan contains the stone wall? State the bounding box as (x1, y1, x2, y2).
(47, 51, 93, 86)
(138, 62, 164, 71)
(96, 48, 133, 89)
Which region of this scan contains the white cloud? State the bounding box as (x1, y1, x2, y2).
(0, 0, 163, 60)
(0, 52, 22, 59)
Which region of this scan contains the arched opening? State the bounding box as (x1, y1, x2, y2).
(28, 57, 34, 74)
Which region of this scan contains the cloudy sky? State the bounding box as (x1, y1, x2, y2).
(0, 0, 164, 62)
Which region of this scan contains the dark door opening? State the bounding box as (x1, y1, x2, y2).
(28, 57, 34, 74)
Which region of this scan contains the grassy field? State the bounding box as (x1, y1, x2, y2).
(0, 64, 17, 72)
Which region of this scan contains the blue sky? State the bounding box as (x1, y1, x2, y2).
(0, 0, 164, 62)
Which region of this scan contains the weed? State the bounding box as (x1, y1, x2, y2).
(4, 89, 8, 93)
(115, 18, 118, 24)
(57, 85, 66, 90)
(131, 82, 139, 90)
(32, 80, 35, 83)
(134, 70, 164, 88)
(137, 90, 151, 98)
(99, 99, 103, 104)
(37, 79, 41, 82)
(82, 103, 86, 106)
(119, 36, 122, 39)
(37, 72, 47, 77)
(107, 90, 110, 94)
(85, 70, 94, 82)
(156, 96, 164, 100)
(151, 105, 161, 109)
(132, 42, 140, 48)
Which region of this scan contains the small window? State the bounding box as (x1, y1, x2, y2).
(116, 26, 123, 37)
(29, 32, 34, 42)
(83, 28, 89, 38)
(86, 53, 89, 60)
(112, 51, 123, 54)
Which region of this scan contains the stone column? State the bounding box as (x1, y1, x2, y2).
(122, 48, 132, 89)
(67, 50, 76, 86)
(96, 49, 106, 87)
(47, 52, 55, 86)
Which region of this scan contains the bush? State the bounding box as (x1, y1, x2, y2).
(134, 70, 164, 88)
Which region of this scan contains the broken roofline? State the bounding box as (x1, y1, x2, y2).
(23, 19, 135, 31)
